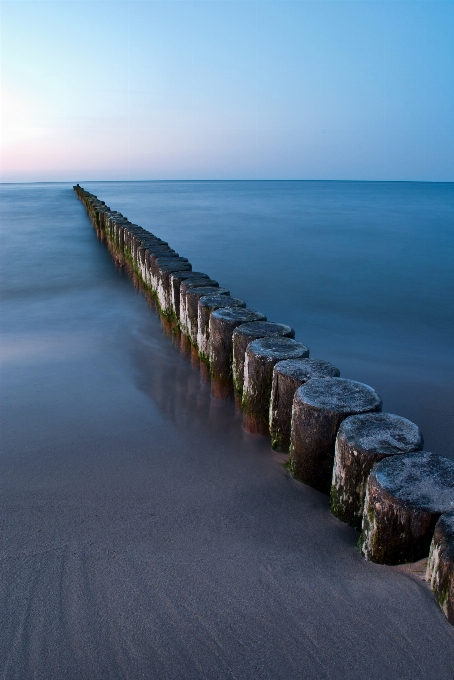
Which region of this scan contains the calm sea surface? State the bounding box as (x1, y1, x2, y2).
(1, 181, 453, 456)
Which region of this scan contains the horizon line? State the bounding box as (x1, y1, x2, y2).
(1, 179, 453, 186)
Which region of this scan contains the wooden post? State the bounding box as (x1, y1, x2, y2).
(330, 413, 423, 530)
(209, 308, 267, 398)
(427, 512, 454, 625)
(170, 272, 214, 320)
(179, 280, 226, 334)
(197, 295, 246, 363)
(359, 452, 454, 564)
(184, 286, 230, 345)
(270, 358, 340, 453)
(243, 337, 309, 435)
(290, 378, 382, 493)
(232, 322, 294, 400)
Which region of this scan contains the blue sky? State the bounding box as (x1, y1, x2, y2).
(1, 1, 453, 181)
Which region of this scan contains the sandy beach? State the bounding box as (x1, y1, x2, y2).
(1, 185, 454, 679)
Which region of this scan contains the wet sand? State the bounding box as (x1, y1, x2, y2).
(1, 185, 453, 678)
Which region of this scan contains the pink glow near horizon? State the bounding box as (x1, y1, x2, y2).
(1, 1, 453, 183)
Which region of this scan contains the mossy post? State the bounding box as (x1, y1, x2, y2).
(142, 246, 178, 289)
(179, 280, 225, 335)
(232, 322, 295, 400)
(197, 296, 247, 363)
(209, 308, 267, 399)
(426, 512, 454, 625)
(242, 337, 309, 435)
(330, 413, 423, 530)
(359, 452, 454, 564)
(184, 286, 230, 346)
(269, 359, 340, 453)
(290, 378, 382, 494)
(170, 272, 213, 320)
(150, 256, 190, 293)
(156, 262, 194, 314)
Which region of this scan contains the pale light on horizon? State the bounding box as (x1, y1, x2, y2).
(1, 0, 453, 183)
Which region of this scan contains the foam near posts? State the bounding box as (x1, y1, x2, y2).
(73, 185, 454, 627)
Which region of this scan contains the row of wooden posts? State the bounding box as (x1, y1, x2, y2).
(74, 184, 454, 626)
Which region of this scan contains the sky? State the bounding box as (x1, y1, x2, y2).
(1, 0, 453, 182)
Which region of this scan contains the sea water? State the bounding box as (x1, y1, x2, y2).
(1, 181, 453, 457)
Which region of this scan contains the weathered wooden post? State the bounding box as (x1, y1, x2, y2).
(232, 322, 295, 400)
(197, 296, 247, 363)
(290, 378, 382, 493)
(155, 262, 199, 315)
(141, 246, 178, 288)
(269, 358, 340, 453)
(184, 286, 230, 345)
(179, 280, 226, 334)
(427, 512, 454, 625)
(242, 338, 309, 435)
(330, 413, 423, 529)
(170, 272, 214, 320)
(359, 452, 454, 564)
(209, 308, 267, 399)
(149, 256, 191, 292)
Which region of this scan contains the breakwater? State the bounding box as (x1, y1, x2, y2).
(74, 184, 454, 625)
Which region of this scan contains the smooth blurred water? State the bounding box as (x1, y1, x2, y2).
(1, 181, 453, 457)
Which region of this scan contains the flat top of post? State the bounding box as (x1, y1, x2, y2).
(338, 413, 423, 456)
(211, 308, 266, 323)
(373, 451, 454, 513)
(186, 286, 229, 299)
(171, 272, 210, 283)
(296, 377, 382, 413)
(233, 321, 294, 339)
(199, 295, 245, 309)
(274, 358, 339, 381)
(247, 336, 309, 359)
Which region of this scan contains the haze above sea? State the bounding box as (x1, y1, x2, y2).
(81, 180, 453, 457)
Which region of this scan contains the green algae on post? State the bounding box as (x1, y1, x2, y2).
(290, 378, 382, 494)
(330, 413, 423, 530)
(359, 452, 454, 565)
(269, 358, 340, 454)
